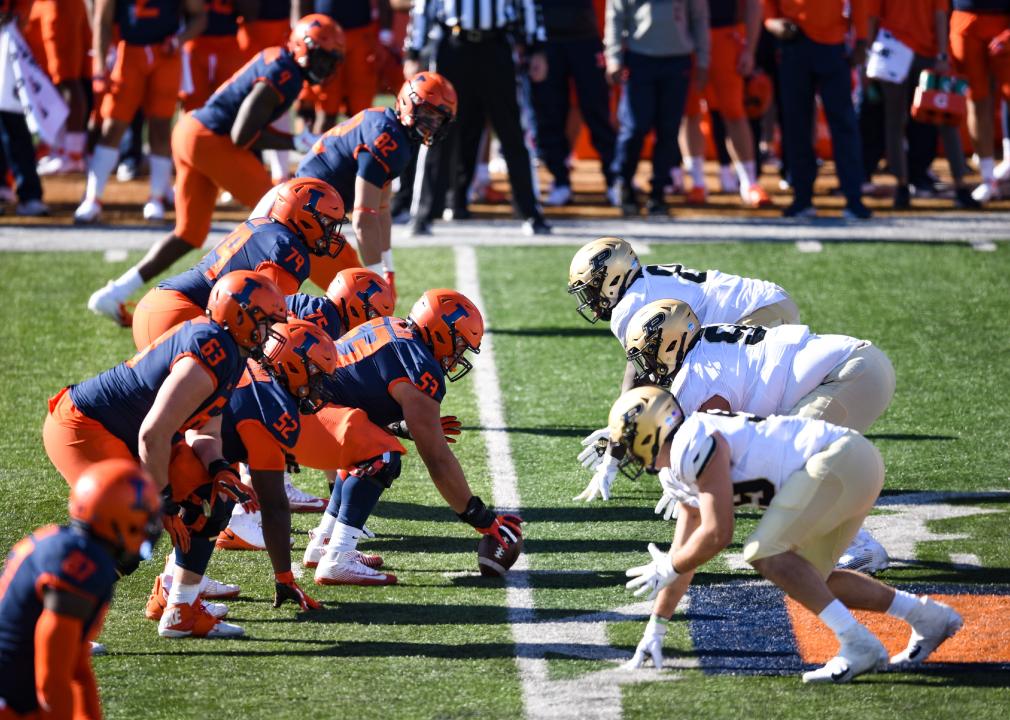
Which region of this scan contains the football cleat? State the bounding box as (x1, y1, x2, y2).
(971, 181, 1001, 204)
(216, 512, 293, 551)
(303, 531, 383, 569)
(87, 281, 134, 327)
(802, 624, 887, 684)
(198, 575, 241, 600)
(314, 551, 396, 586)
(836, 528, 889, 574)
(890, 597, 963, 666)
(743, 185, 773, 209)
(38, 154, 85, 176)
(285, 479, 327, 513)
(74, 197, 103, 224)
(685, 186, 707, 205)
(158, 600, 244, 639)
(143, 198, 166, 222)
(145, 576, 229, 621)
(545, 185, 573, 207)
(15, 199, 50, 216)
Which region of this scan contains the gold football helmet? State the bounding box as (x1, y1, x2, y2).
(608, 385, 685, 473)
(567, 237, 641, 322)
(625, 300, 700, 386)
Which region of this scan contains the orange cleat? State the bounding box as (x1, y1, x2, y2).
(685, 186, 707, 205)
(744, 185, 774, 209)
(158, 600, 244, 638)
(145, 576, 229, 621)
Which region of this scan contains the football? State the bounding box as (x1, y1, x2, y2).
(477, 534, 523, 577)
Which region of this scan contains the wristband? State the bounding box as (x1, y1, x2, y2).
(353, 206, 379, 216)
(207, 459, 234, 477)
(457, 495, 495, 529)
(650, 614, 670, 626)
(275, 571, 294, 583)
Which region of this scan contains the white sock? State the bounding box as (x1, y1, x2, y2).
(266, 150, 291, 181)
(689, 156, 705, 187)
(162, 554, 177, 576)
(886, 590, 919, 621)
(111, 267, 143, 297)
(324, 521, 362, 558)
(85, 145, 120, 202)
(366, 261, 383, 274)
(381, 249, 394, 273)
(474, 162, 490, 185)
(65, 132, 86, 160)
(1002, 137, 1010, 162)
(735, 160, 757, 190)
(818, 599, 858, 637)
(317, 512, 337, 537)
(149, 155, 173, 201)
(167, 580, 200, 607)
(980, 157, 995, 183)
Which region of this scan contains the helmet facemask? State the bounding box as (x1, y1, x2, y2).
(568, 267, 609, 323)
(301, 41, 343, 84)
(404, 97, 453, 146)
(306, 211, 347, 258)
(443, 331, 479, 382)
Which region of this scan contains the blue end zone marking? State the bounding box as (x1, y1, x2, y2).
(686, 581, 804, 676)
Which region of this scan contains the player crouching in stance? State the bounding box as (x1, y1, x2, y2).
(609, 386, 963, 683)
(300, 290, 522, 586)
(0, 460, 161, 718)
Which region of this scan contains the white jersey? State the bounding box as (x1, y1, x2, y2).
(610, 263, 789, 345)
(669, 411, 850, 507)
(670, 324, 862, 417)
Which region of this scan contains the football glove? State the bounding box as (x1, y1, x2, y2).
(626, 543, 679, 600)
(622, 614, 669, 670)
(162, 511, 191, 553)
(389, 416, 462, 443)
(577, 427, 611, 470)
(293, 129, 319, 153)
(273, 571, 321, 611)
(209, 460, 259, 513)
(654, 467, 700, 521)
(458, 496, 523, 548)
(574, 454, 620, 502)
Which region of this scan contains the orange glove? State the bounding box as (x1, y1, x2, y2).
(273, 571, 321, 611)
(162, 512, 190, 553)
(440, 415, 462, 443)
(209, 460, 259, 513)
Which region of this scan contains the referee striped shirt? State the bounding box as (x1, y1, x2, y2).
(405, 0, 547, 58)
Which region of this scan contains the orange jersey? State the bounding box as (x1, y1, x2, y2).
(764, 0, 869, 44)
(870, 0, 949, 57)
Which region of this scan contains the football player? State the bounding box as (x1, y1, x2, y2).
(77, 0, 208, 225)
(0, 460, 161, 718)
(87, 15, 345, 325)
(568, 236, 798, 502)
(180, 0, 254, 111)
(618, 299, 895, 572)
(609, 386, 963, 683)
(43, 272, 286, 513)
(251, 72, 459, 296)
(299, 290, 522, 586)
(145, 320, 336, 637)
(130, 177, 349, 349)
(286, 267, 397, 344)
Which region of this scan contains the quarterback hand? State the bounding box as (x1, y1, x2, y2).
(273, 571, 321, 611)
(293, 129, 319, 153)
(574, 455, 620, 502)
(477, 513, 523, 549)
(210, 461, 259, 513)
(626, 543, 679, 600)
(622, 614, 670, 670)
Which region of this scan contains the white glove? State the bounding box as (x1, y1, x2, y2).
(654, 468, 699, 520)
(626, 543, 679, 600)
(622, 614, 669, 669)
(574, 454, 620, 502)
(293, 129, 319, 153)
(577, 427, 611, 470)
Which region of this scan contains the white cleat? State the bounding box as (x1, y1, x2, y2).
(285, 479, 326, 513)
(545, 184, 572, 207)
(303, 528, 329, 568)
(890, 597, 963, 666)
(836, 528, 889, 574)
(87, 281, 133, 327)
(74, 197, 103, 224)
(199, 575, 241, 600)
(971, 181, 1001, 204)
(995, 159, 1010, 183)
(216, 511, 294, 551)
(802, 624, 888, 684)
(38, 154, 85, 176)
(314, 551, 396, 586)
(143, 198, 166, 222)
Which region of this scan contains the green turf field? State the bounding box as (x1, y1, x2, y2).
(1, 240, 1009, 719)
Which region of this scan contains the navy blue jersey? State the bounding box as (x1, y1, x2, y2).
(221, 365, 300, 470)
(297, 108, 412, 207)
(205, 0, 239, 35)
(321, 317, 445, 427)
(315, 0, 372, 29)
(69, 318, 243, 456)
(0, 526, 117, 715)
(286, 293, 345, 341)
(160, 218, 312, 307)
(116, 0, 181, 45)
(260, 0, 292, 20)
(192, 47, 304, 136)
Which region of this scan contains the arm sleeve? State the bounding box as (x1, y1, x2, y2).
(35, 609, 84, 719)
(237, 420, 289, 471)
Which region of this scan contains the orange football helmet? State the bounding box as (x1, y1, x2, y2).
(408, 289, 483, 381)
(326, 268, 396, 331)
(262, 319, 338, 413)
(69, 459, 162, 561)
(744, 71, 773, 120)
(396, 72, 458, 146)
(289, 14, 345, 85)
(206, 271, 287, 358)
(270, 177, 347, 258)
